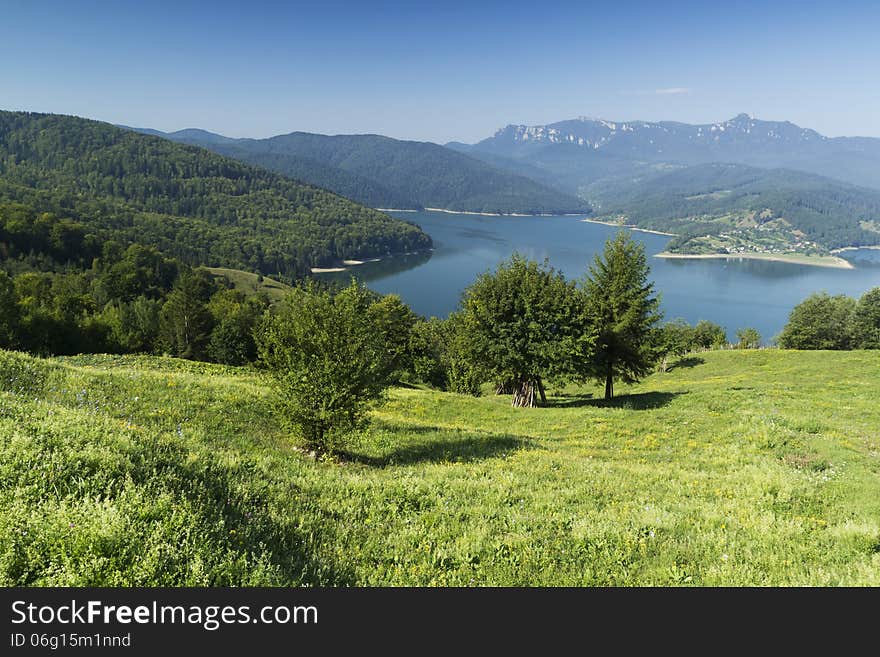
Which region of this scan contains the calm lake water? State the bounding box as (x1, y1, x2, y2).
(318, 211, 880, 342)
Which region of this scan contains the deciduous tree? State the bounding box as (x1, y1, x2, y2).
(458, 254, 582, 407)
(778, 292, 855, 350)
(257, 281, 395, 454)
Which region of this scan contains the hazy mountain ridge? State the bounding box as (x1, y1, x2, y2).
(128, 127, 590, 215)
(460, 114, 880, 191)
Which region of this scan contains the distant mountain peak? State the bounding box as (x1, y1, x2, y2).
(477, 114, 830, 155)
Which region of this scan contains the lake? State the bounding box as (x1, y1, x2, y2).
(318, 210, 880, 342)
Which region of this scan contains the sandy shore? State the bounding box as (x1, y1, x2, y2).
(831, 245, 880, 254)
(655, 251, 855, 270)
(311, 257, 383, 274)
(378, 207, 584, 218)
(581, 218, 676, 236)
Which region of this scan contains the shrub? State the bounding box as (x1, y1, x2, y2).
(852, 287, 880, 349)
(693, 320, 728, 350)
(256, 281, 395, 454)
(736, 327, 761, 349)
(778, 293, 856, 350)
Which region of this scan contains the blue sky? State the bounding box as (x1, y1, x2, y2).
(2, 0, 879, 143)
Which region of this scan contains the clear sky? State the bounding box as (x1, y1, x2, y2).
(2, 0, 879, 143)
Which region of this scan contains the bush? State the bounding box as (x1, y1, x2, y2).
(655, 318, 695, 370)
(778, 293, 856, 350)
(852, 287, 880, 349)
(692, 320, 728, 350)
(206, 290, 267, 365)
(367, 293, 417, 382)
(443, 312, 484, 396)
(256, 281, 395, 454)
(0, 271, 18, 349)
(409, 318, 449, 388)
(736, 327, 761, 349)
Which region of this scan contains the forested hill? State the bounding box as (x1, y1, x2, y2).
(0, 111, 431, 276)
(207, 146, 419, 210)
(593, 163, 880, 252)
(131, 127, 590, 215)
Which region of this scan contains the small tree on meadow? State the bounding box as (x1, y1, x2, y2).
(654, 318, 694, 371)
(735, 327, 761, 349)
(459, 254, 583, 407)
(257, 281, 395, 455)
(581, 231, 662, 400)
(206, 289, 268, 365)
(367, 293, 417, 382)
(693, 320, 728, 350)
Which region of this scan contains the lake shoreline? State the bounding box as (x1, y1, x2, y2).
(311, 257, 381, 274)
(310, 252, 430, 274)
(831, 245, 880, 254)
(379, 207, 586, 218)
(311, 210, 876, 339)
(654, 251, 855, 270)
(581, 218, 676, 236)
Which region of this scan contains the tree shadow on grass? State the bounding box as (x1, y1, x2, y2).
(552, 390, 688, 410)
(590, 390, 688, 410)
(342, 424, 533, 467)
(668, 356, 706, 371)
(545, 392, 595, 408)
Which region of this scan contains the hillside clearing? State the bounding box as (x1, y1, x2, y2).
(205, 267, 292, 301)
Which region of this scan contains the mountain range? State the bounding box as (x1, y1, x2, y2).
(451, 113, 880, 193)
(124, 127, 589, 215)
(442, 114, 880, 254)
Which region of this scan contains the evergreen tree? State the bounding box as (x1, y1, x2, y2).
(581, 232, 662, 400)
(158, 271, 216, 359)
(0, 271, 18, 348)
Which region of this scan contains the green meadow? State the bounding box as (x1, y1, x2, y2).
(1, 348, 878, 586)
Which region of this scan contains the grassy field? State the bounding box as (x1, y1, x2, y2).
(1, 348, 879, 585)
(205, 267, 292, 300)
